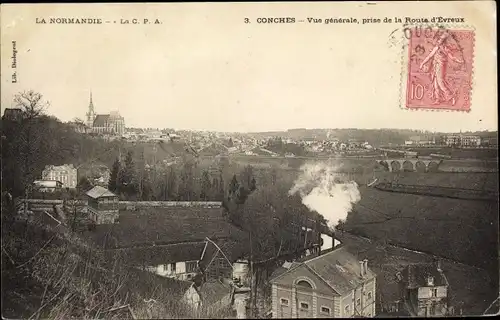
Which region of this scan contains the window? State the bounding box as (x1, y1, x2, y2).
(357, 298, 361, 306)
(186, 261, 198, 273)
(320, 307, 331, 315)
(431, 288, 438, 297)
(296, 280, 313, 290)
(345, 305, 350, 315)
(280, 298, 289, 306)
(170, 263, 176, 273)
(300, 302, 309, 310)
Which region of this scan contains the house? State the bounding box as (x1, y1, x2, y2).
(199, 239, 248, 284)
(111, 242, 206, 282)
(85, 186, 119, 224)
(270, 246, 377, 318)
(42, 164, 78, 188)
(398, 262, 449, 317)
(84, 202, 249, 284)
(33, 180, 63, 192)
(2, 108, 23, 121)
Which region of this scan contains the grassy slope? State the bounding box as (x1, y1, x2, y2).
(346, 186, 498, 271)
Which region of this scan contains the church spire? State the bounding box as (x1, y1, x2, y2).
(86, 90, 96, 128)
(89, 90, 94, 112)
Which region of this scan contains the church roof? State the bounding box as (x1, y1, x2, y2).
(93, 114, 110, 127)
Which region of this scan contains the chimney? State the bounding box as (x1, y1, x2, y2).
(427, 276, 434, 286)
(359, 261, 365, 277)
(363, 259, 369, 275)
(436, 260, 442, 272)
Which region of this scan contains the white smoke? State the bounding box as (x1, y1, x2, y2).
(289, 161, 361, 229)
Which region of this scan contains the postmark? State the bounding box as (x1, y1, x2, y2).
(400, 25, 475, 112)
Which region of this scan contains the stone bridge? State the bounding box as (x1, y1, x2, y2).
(376, 159, 443, 172)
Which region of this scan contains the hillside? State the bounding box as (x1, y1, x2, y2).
(345, 186, 498, 272)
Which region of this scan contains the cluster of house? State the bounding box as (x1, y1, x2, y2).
(32, 163, 110, 193)
(18, 181, 456, 318)
(404, 134, 497, 148)
(66, 184, 452, 318)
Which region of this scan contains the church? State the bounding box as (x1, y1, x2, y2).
(85, 92, 125, 136)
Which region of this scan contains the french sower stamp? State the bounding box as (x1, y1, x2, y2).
(404, 26, 475, 111)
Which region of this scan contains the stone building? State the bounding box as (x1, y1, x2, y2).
(42, 164, 78, 189)
(398, 262, 449, 317)
(85, 186, 119, 224)
(270, 246, 377, 318)
(85, 92, 125, 136)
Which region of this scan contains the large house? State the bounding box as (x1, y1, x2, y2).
(270, 246, 377, 318)
(42, 164, 78, 189)
(398, 262, 450, 317)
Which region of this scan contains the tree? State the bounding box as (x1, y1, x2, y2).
(240, 165, 254, 191)
(179, 161, 196, 201)
(229, 174, 239, 198)
(77, 177, 93, 193)
(14, 90, 49, 120)
(217, 173, 225, 201)
(5, 91, 50, 191)
(119, 151, 138, 199)
(250, 177, 257, 192)
(108, 158, 121, 193)
(200, 170, 212, 200)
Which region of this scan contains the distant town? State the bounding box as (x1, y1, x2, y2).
(1, 91, 499, 319)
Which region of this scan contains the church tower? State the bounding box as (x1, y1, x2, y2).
(86, 91, 96, 128)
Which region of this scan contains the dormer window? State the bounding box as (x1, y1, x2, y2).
(427, 276, 434, 286)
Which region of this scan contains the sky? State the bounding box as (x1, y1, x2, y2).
(1, 2, 497, 133)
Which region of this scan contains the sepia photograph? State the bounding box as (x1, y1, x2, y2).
(1, 1, 498, 319)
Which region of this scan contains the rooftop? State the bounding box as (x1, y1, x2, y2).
(106, 241, 206, 266)
(93, 114, 110, 127)
(402, 263, 448, 289)
(271, 246, 376, 296)
(198, 280, 232, 305)
(86, 186, 117, 199)
(84, 207, 248, 249)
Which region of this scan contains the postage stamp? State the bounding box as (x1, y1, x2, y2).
(401, 25, 475, 112)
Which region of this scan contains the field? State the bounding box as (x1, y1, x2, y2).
(375, 172, 499, 192)
(345, 185, 498, 272)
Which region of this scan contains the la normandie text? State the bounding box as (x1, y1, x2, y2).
(36, 18, 162, 25)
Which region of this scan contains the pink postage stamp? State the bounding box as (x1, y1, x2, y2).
(403, 26, 475, 112)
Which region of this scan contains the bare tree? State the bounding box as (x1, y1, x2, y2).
(14, 90, 49, 120)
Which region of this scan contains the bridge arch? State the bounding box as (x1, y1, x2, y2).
(402, 160, 415, 172)
(428, 161, 440, 172)
(390, 161, 402, 172)
(378, 160, 390, 171)
(415, 161, 427, 173)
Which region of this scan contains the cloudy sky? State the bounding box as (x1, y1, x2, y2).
(1, 2, 497, 132)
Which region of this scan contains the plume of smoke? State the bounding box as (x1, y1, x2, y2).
(289, 161, 361, 229)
